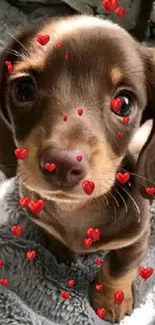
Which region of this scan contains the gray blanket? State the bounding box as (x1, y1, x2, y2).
(1, 174, 155, 325)
(0, 175, 106, 325)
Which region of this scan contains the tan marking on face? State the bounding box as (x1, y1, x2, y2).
(110, 67, 123, 85)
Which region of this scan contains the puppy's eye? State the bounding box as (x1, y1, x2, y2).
(111, 92, 134, 117)
(14, 77, 36, 102)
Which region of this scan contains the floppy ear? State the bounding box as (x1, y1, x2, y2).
(0, 26, 38, 178)
(135, 47, 155, 199)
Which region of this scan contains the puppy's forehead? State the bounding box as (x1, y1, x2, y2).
(14, 15, 141, 81)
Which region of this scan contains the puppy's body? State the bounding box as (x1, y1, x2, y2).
(0, 15, 155, 323)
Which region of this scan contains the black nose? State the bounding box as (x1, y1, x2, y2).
(40, 148, 88, 188)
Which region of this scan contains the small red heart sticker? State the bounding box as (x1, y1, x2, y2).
(0, 279, 8, 286)
(5, 60, 12, 67)
(45, 163, 56, 172)
(0, 260, 3, 268)
(95, 258, 103, 265)
(26, 250, 36, 260)
(82, 180, 95, 195)
(77, 155, 82, 162)
(114, 290, 124, 304)
(63, 115, 68, 122)
(118, 132, 124, 138)
(67, 280, 75, 287)
(96, 284, 103, 291)
(111, 98, 122, 112)
(78, 109, 83, 116)
(138, 267, 153, 280)
(8, 64, 14, 74)
(28, 199, 45, 214)
(19, 197, 30, 208)
(61, 291, 70, 300)
(115, 8, 125, 18)
(116, 172, 130, 184)
(56, 42, 63, 48)
(12, 225, 23, 237)
(36, 34, 50, 46)
(87, 228, 101, 242)
(96, 308, 106, 319)
(84, 238, 92, 248)
(15, 148, 28, 160)
(123, 116, 130, 124)
(146, 188, 155, 195)
(64, 54, 69, 60)
(102, 0, 118, 12)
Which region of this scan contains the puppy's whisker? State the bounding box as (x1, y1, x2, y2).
(108, 192, 120, 207)
(117, 184, 141, 217)
(114, 187, 128, 214)
(7, 31, 30, 56)
(103, 194, 109, 205)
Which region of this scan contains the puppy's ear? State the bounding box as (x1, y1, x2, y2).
(135, 47, 155, 198)
(0, 26, 37, 178)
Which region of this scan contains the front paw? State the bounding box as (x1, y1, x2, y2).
(89, 281, 134, 323)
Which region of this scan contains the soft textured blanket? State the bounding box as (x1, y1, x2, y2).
(0, 174, 155, 325)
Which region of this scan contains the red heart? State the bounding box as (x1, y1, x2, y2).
(0, 279, 8, 286)
(36, 34, 50, 46)
(87, 228, 101, 242)
(111, 98, 122, 112)
(96, 308, 106, 319)
(67, 279, 75, 287)
(8, 64, 14, 74)
(82, 180, 95, 195)
(26, 250, 36, 260)
(84, 238, 92, 248)
(118, 132, 124, 138)
(64, 54, 69, 60)
(61, 291, 70, 300)
(115, 8, 125, 18)
(138, 267, 153, 280)
(116, 172, 130, 184)
(146, 188, 155, 195)
(12, 225, 23, 237)
(19, 197, 30, 208)
(102, 0, 118, 12)
(78, 109, 83, 116)
(0, 260, 3, 268)
(56, 42, 63, 48)
(114, 290, 124, 304)
(45, 163, 56, 172)
(15, 148, 28, 160)
(123, 116, 130, 124)
(77, 155, 82, 162)
(96, 284, 103, 291)
(28, 199, 45, 214)
(5, 60, 11, 67)
(63, 115, 68, 122)
(95, 258, 103, 265)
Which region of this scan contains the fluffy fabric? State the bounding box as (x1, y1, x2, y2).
(0, 174, 155, 325)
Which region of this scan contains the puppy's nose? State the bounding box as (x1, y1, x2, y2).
(40, 148, 88, 188)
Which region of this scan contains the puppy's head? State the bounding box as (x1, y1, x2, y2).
(0, 15, 155, 204)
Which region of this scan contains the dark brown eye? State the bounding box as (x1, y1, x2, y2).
(111, 93, 134, 117)
(14, 76, 36, 102)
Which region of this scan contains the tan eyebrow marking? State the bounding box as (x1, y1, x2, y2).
(110, 67, 123, 85)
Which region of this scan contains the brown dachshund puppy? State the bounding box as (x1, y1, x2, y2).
(0, 15, 155, 323)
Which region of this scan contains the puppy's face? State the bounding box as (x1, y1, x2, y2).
(2, 16, 151, 203)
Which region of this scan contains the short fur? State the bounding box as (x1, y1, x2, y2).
(0, 15, 155, 322)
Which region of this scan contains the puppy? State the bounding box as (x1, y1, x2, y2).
(0, 15, 155, 323)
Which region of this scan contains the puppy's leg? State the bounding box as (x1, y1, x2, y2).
(89, 229, 149, 322)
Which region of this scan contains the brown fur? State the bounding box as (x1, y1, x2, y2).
(0, 15, 155, 322)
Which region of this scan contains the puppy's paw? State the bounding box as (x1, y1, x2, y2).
(89, 281, 133, 323)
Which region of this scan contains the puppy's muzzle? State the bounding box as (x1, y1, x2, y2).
(40, 148, 89, 189)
